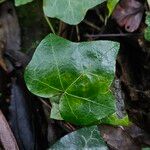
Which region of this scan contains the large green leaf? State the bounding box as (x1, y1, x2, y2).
(50, 126, 108, 150)
(43, 0, 106, 25)
(15, 0, 33, 6)
(25, 34, 119, 125)
(50, 101, 131, 126)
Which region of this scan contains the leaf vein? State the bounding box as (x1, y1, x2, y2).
(65, 93, 113, 110)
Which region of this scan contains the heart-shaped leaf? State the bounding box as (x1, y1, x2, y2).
(25, 34, 119, 125)
(50, 126, 108, 150)
(43, 0, 106, 25)
(15, 0, 33, 6)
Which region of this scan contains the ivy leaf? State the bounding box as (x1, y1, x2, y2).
(50, 101, 63, 120)
(15, 0, 33, 6)
(50, 126, 108, 150)
(25, 34, 119, 125)
(43, 0, 106, 25)
(50, 102, 131, 126)
(100, 113, 131, 126)
(144, 27, 150, 41)
(107, 0, 119, 17)
(144, 12, 150, 41)
(145, 12, 150, 26)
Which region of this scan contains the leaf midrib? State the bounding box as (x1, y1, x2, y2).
(50, 36, 64, 90)
(64, 93, 114, 110)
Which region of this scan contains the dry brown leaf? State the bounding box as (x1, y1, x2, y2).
(99, 125, 141, 150)
(112, 0, 144, 32)
(0, 1, 21, 71)
(0, 42, 7, 71)
(0, 110, 19, 150)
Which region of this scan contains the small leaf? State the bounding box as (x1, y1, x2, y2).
(50, 102, 63, 120)
(100, 113, 131, 126)
(144, 27, 150, 41)
(43, 0, 106, 25)
(50, 126, 108, 150)
(25, 34, 119, 125)
(145, 12, 150, 26)
(15, 0, 33, 6)
(144, 12, 150, 41)
(107, 0, 119, 17)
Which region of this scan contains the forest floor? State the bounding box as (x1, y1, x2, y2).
(0, 0, 150, 150)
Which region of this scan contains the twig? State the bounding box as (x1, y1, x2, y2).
(83, 19, 101, 31)
(147, 0, 150, 10)
(69, 27, 74, 40)
(85, 33, 143, 38)
(76, 25, 80, 41)
(95, 8, 105, 23)
(44, 15, 56, 34)
(0, 110, 19, 150)
(65, 123, 76, 131)
(58, 21, 63, 35)
(38, 97, 51, 110)
(58, 21, 67, 37)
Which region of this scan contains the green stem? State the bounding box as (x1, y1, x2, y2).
(44, 15, 56, 34)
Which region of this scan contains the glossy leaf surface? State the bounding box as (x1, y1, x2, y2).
(43, 0, 106, 25)
(51, 126, 108, 150)
(25, 34, 119, 125)
(100, 113, 131, 126)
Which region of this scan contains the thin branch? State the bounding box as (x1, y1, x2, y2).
(95, 8, 105, 23)
(76, 25, 80, 41)
(44, 15, 56, 34)
(85, 33, 143, 38)
(83, 19, 101, 31)
(38, 97, 51, 110)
